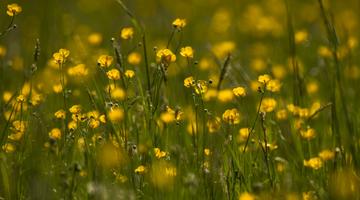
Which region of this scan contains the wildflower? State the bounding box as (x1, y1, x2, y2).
(319, 149, 335, 161)
(207, 117, 221, 133)
(304, 157, 323, 170)
(203, 89, 218, 101)
(260, 98, 277, 112)
(266, 79, 281, 92)
(3, 91, 12, 102)
(276, 109, 288, 120)
(212, 41, 235, 59)
(120, 27, 134, 39)
(184, 76, 195, 88)
(180, 46, 194, 58)
(97, 55, 113, 67)
(165, 167, 177, 177)
(172, 18, 187, 29)
(135, 165, 146, 174)
(53, 83, 63, 93)
(271, 64, 287, 80)
(0, 46, 6, 57)
(154, 148, 167, 159)
(69, 105, 81, 114)
(124, 70, 135, 78)
(99, 115, 106, 123)
(108, 107, 124, 123)
(106, 69, 121, 80)
(7, 3, 22, 16)
(306, 81, 319, 94)
(156, 48, 176, 64)
(250, 58, 266, 72)
(295, 30, 308, 44)
(89, 119, 100, 129)
(54, 109, 66, 119)
(67, 64, 88, 77)
(160, 106, 182, 123)
(2, 143, 15, 153)
(239, 192, 256, 200)
(222, 108, 241, 124)
(68, 121, 77, 131)
(111, 88, 126, 101)
(233, 86, 246, 97)
(53, 49, 70, 64)
(49, 128, 61, 140)
(87, 33, 102, 45)
(238, 128, 250, 142)
(127, 52, 141, 65)
(217, 89, 234, 102)
(258, 74, 271, 84)
(318, 46, 332, 58)
(194, 80, 208, 94)
(300, 127, 316, 140)
(204, 148, 211, 156)
(16, 94, 25, 103)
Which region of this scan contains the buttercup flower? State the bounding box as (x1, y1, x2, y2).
(97, 55, 113, 68)
(172, 18, 187, 29)
(180, 46, 194, 58)
(7, 3, 22, 16)
(121, 27, 134, 40)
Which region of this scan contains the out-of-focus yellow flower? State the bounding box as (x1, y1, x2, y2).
(99, 115, 106, 123)
(156, 49, 176, 64)
(238, 128, 250, 142)
(67, 64, 88, 77)
(212, 41, 235, 59)
(127, 52, 141, 65)
(124, 70, 135, 78)
(250, 58, 266, 72)
(49, 128, 61, 140)
(318, 149, 335, 161)
(87, 33, 102, 45)
(295, 30, 308, 44)
(207, 117, 221, 133)
(69, 105, 81, 114)
(180, 46, 194, 58)
(121, 27, 134, 40)
(111, 88, 126, 101)
(160, 106, 182, 124)
(194, 80, 208, 94)
(306, 81, 319, 95)
(217, 89, 234, 102)
(3, 91, 12, 102)
(54, 109, 66, 119)
(0, 46, 6, 57)
(347, 36, 358, 49)
(108, 107, 124, 123)
(300, 127, 316, 140)
(7, 3, 22, 16)
(258, 74, 271, 84)
(222, 108, 241, 124)
(184, 76, 195, 88)
(260, 98, 277, 112)
(204, 148, 211, 156)
(318, 46, 332, 58)
(271, 64, 287, 80)
(68, 121, 77, 131)
(239, 192, 256, 200)
(266, 79, 281, 92)
(303, 191, 316, 200)
(276, 109, 288, 120)
(172, 18, 187, 29)
(135, 165, 146, 174)
(16, 94, 25, 103)
(53, 49, 70, 64)
(53, 83, 63, 93)
(106, 69, 121, 80)
(233, 87, 246, 97)
(97, 55, 113, 68)
(304, 157, 323, 170)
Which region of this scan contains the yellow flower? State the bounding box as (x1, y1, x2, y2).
(124, 70, 135, 78)
(239, 192, 256, 200)
(97, 55, 113, 67)
(68, 121, 77, 131)
(194, 80, 208, 94)
(207, 117, 221, 133)
(49, 128, 61, 140)
(154, 148, 167, 159)
(7, 3, 22, 16)
(238, 128, 250, 142)
(276, 109, 288, 120)
(108, 107, 124, 123)
(266, 79, 281, 92)
(260, 98, 277, 112)
(204, 148, 211, 156)
(233, 87, 246, 97)
(222, 108, 241, 124)
(156, 48, 176, 64)
(217, 89, 234, 102)
(135, 165, 146, 174)
(295, 30, 308, 44)
(258, 74, 271, 84)
(121, 27, 134, 40)
(318, 46, 332, 58)
(2, 143, 15, 153)
(0, 46, 7, 57)
(180, 46, 194, 58)
(184, 76, 195, 88)
(54, 109, 66, 119)
(53, 48, 70, 64)
(87, 33, 102, 45)
(127, 52, 141, 65)
(111, 88, 126, 101)
(53, 83, 63, 93)
(16, 94, 25, 103)
(304, 157, 323, 170)
(212, 41, 235, 59)
(172, 18, 187, 29)
(318, 149, 335, 161)
(300, 127, 316, 140)
(67, 64, 88, 77)
(106, 69, 121, 80)
(69, 105, 81, 114)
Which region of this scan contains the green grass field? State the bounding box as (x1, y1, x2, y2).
(1, 0, 360, 199)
